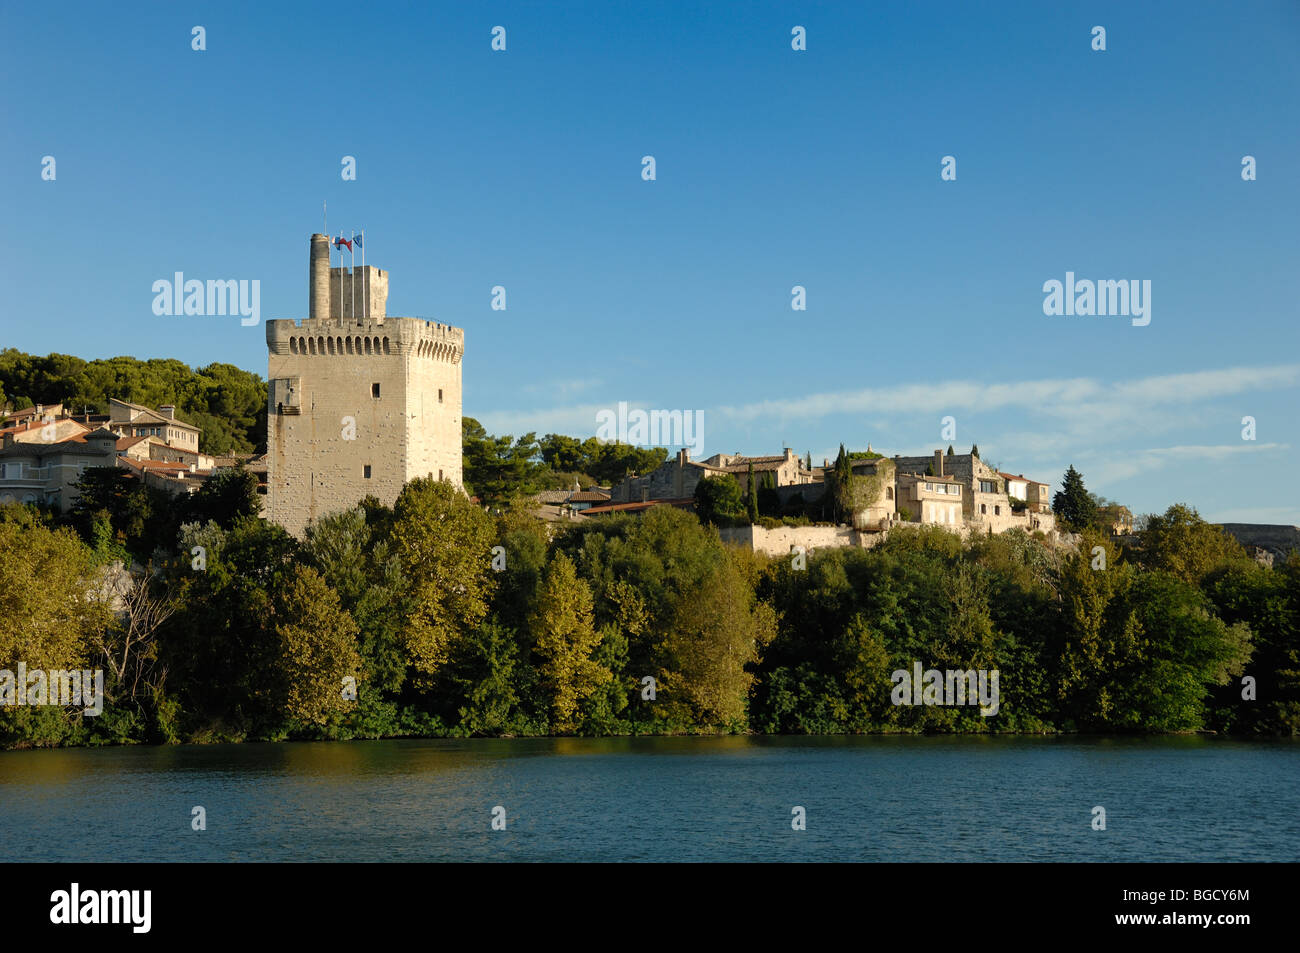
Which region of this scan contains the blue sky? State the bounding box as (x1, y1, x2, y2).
(3, 1, 1298, 522)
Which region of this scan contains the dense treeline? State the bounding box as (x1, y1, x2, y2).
(0, 349, 266, 455)
(462, 418, 668, 503)
(2, 465, 1296, 748)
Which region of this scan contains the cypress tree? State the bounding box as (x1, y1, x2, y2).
(746, 462, 759, 523)
(1053, 465, 1098, 531)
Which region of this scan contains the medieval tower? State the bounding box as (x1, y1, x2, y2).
(265, 233, 464, 536)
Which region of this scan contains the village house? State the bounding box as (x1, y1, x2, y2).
(0, 427, 120, 510)
(0, 398, 232, 511)
(608, 447, 815, 504)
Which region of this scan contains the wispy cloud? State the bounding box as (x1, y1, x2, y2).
(475, 402, 624, 438)
(523, 377, 604, 398)
(714, 364, 1300, 430)
(1079, 442, 1290, 486)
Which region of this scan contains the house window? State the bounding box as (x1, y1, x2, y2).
(438, 389, 443, 403)
(994, 505, 1001, 515)
(363, 465, 372, 479)
(372, 383, 381, 399)
(980, 504, 987, 514)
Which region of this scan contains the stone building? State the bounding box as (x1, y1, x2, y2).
(1001, 471, 1052, 514)
(896, 472, 965, 527)
(264, 234, 464, 537)
(608, 449, 719, 503)
(104, 399, 201, 453)
(608, 447, 816, 505)
(0, 427, 120, 510)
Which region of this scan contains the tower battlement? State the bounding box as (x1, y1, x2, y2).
(265, 234, 465, 536)
(265, 315, 465, 361)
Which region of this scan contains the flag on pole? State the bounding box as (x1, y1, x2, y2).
(333, 235, 352, 253)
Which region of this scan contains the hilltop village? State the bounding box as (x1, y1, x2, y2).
(0, 233, 1292, 563)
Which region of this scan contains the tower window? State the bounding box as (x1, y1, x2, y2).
(363, 465, 372, 479)
(438, 388, 443, 403)
(372, 382, 381, 399)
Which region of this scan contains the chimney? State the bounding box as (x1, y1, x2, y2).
(309, 233, 331, 323)
(678, 448, 689, 466)
(160, 405, 175, 419)
(934, 450, 944, 477)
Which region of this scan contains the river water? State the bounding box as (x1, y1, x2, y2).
(1, 736, 1295, 862)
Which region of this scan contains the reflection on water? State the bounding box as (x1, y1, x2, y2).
(1, 736, 1296, 861)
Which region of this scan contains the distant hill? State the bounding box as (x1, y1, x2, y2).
(0, 349, 267, 455)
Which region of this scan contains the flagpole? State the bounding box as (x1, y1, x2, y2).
(350, 230, 356, 325)
(361, 228, 366, 323)
(337, 234, 342, 327)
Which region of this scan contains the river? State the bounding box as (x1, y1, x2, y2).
(1, 735, 1296, 861)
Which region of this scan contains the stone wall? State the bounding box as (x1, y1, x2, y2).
(718, 523, 876, 557)
(265, 313, 463, 537)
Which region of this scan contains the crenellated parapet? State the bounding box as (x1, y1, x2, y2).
(266, 316, 464, 363)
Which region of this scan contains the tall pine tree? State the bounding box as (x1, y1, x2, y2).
(1053, 465, 1098, 531)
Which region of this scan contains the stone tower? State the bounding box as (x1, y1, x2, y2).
(264, 233, 464, 537)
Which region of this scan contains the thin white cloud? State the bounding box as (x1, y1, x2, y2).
(1064, 443, 1289, 487)
(715, 364, 1300, 428)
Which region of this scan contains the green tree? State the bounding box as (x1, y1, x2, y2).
(758, 471, 780, 517)
(0, 520, 107, 674)
(663, 549, 776, 726)
(273, 565, 364, 727)
(1052, 465, 1098, 532)
(529, 552, 611, 731)
(745, 462, 759, 523)
(462, 417, 543, 504)
(694, 473, 744, 527)
(303, 506, 410, 704)
(188, 467, 261, 528)
(827, 444, 854, 522)
(1135, 504, 1247, 585)
(450, 619, 524, 735)
(391, 477, 497, 684)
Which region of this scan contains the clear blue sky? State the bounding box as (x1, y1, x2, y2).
(3, 1, 1298, 522)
